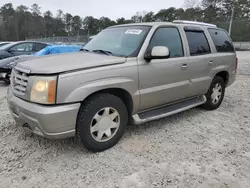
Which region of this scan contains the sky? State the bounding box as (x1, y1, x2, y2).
(2, 0, 184, 20)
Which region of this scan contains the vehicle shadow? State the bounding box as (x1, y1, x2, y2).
(126, 107, 206, 136)
(18, 107, 206, 155)
(0, 81, 9, 87)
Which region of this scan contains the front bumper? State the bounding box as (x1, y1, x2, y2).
(7, 87, 80, 139)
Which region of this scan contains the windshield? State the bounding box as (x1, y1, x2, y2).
(83, 26, 151, 57)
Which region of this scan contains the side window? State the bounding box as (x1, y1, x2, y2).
(148, 27, 184, 58)
(10, 43, 33, 52)
(208, 29, 235, 52)
(185, 31, 211, 56)
(34, 43, 47, 51)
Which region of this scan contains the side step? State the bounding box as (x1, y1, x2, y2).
(132, 95, 206, 124)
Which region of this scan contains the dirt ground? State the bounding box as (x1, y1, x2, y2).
(0, 51, 249, 188)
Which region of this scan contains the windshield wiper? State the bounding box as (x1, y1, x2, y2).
(92, 49, 113, 56)
(80, 48, 89, 52)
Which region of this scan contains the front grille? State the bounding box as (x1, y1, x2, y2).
(12, 69, 29, 95)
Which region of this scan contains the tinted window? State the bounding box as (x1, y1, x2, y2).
(148, 27, 183, 58)
(34, 43, 47, 51)
(10, 43, 33, 52)
(185, 31, 211, 56)
(208, 29, 234, 52)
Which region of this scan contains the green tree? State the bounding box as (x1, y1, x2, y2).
(182, 7, 203, 21)
(116, 17, 133, 24)
(54, 9, 66, 36)
(142, 11, 155, 22)
(0, 2, 250, 42)
(71, 15, 82, 35)
(30, 3, 41, 16)
(64, 13, 73, 34)
(82, 16, 100, 35)
(0, 3, 16, 40)
(44, 11, 54, 36)
(99, 16, 116, 30)
(15, 5, 30, 40)
(155, 7, 178, 21)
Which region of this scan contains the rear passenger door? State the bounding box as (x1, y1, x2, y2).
(184, 27, 214, 97)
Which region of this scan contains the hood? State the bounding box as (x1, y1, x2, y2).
(0, 49, 7, 53)
(16, 52, 127, 74)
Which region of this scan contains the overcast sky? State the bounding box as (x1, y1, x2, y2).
(3, 0, 184, 20)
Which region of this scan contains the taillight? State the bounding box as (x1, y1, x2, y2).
(235, 56, 238, 71)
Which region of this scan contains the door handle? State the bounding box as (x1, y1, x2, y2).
(181, 64, 188, 70)
(208, 60, 214, 66)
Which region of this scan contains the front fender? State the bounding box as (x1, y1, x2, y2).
(0, 51, 11, 60)
(58, 77, 140, 113)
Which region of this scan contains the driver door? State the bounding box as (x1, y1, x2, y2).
(138, 26, 190, 111)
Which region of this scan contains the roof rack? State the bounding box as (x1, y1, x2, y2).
(173, 20, 217, 28)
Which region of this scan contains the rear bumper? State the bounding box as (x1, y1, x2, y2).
(226, 70, 236, 87)
(7, 87, 80, 139)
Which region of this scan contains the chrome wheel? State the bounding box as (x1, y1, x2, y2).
(90, 107, 120, 142)
(211, 83, 222, 104)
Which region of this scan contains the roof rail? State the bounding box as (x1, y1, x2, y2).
(173, 20, 217, 27)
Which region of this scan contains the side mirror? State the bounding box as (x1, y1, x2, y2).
(145, 46, 170, 61)
(8, 49, 16, 53)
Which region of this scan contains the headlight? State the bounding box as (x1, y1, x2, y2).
(6, 62, 16, 68)
(30, 76, 57, 104)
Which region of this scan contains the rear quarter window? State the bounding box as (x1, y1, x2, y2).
(208, 29, 235, 52)
(34, 43, 47, 51)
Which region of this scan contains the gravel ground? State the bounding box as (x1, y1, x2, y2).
(0, 51, 249, 188)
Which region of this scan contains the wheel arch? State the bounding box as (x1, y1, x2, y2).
(215, 71, 229, 86)
(80, 88, 134, 118)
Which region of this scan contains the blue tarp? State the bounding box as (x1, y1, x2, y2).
(34, 45, 81, 56)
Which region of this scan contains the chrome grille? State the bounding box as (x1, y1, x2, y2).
(12, 69, 29, 95)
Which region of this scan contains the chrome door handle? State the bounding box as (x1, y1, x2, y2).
(181, 64, 188, 70)
(208, 60, 214, 66)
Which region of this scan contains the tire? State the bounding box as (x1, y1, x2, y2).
(201, 76, 225, 110)
(3, 73, 10, 85)
(3, 78, 10, 85)
(76, 93, 128, 152)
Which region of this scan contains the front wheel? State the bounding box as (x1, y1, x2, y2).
(76, 93, 128, 152)
(3, 73, 10, 85)
(201, 76, 225, 110)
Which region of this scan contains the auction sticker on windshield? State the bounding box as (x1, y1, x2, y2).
(125, 29, 143, 35)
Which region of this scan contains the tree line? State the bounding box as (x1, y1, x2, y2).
(0, 0, 250, 42)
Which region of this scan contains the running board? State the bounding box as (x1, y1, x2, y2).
(132, 95, 206, 124)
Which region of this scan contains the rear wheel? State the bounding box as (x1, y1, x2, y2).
(76, 93, 128, 152)
(202, 76, 225, 110)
